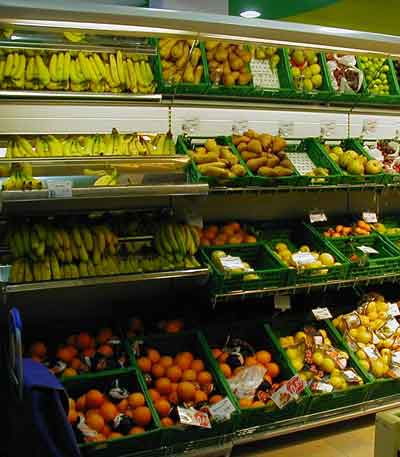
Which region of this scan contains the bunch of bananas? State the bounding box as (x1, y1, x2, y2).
(0, 49, 155, 94)
(154, 222, 201, 266)
(93, 168, 118, 186)
(2, 162, 42, 191)
(6, 131, 175, 158)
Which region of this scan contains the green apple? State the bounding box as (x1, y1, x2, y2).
(347, 159, 365, 175)
(310, 63, 321, 75)
(312, 74, 323, 88)
(292, 49, 305, 66)
(365, 159, 383, 175)
(303, 78, 313, 91)
(332, 146, 344, 155)
(291, 66, 301, 78)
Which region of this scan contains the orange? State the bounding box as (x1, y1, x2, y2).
(245, 356, 257, 367)
(243, 235, 257, 243)
(219, 363, 232, 378)
(66, 335, 77, 346)
(182, 369, 197, 382)
(222, 225, 236, 237)
(234, 366, 244, 376)
(211, 348, 222, 359)
(129, 318, 143, 332)
(148, 388, 161, 403)
(109, 432, 123, 440)
(155, 399, 171, 417)
(191, 359, 205, 372)
(239, 398, 253, 409)
(161, 417, 174, 427)
(132, 406, 152, 427)
(214, 234, 228, 245)
(180, 352, 194, 363)
(170, 382, 178, 392)
(57, 346, 75, 363)
(165, 320, 184, 334)
(117, 399, 128, 412)
(101, 424, 112, 437)
(68, 408, 78, 424)
(151, 363, 165, 378)
(125, 409, 133, 419)
(266, 363, 280, 378)
(147, 348, 161, 364)
(166, 365, 182, 382)
(194, 390, 208, 404)
(86, 412, 105, 432)
(256, 350, 272, 366)
(218, 352, 229, 363)
(96, 328, 113, 345)
(89, 338, 96, 348)
(70, 358, 82, 371)
(209, 395, 223, 405)
(200, 237, 211, 246)
(228, 234, 243, 244)
(155, 377, 172, 395)
(159, 356, 173, 368)
(97, 345, 113, 358)
(76, 395, 87, 412)
(174, 354, 192, 371)
(137, 357, 152, 373)
(86, 390, 105, 409)
(86, 408, 100, 417)
(203, 226, 218, 241)
(129, 426, 145, 435)
(69, 398, 76, 411)
(128, 392, 145, 408)
(251, 401, 265, 408)
(99, 402, 118, 422)
(82, 348, 95, 358)
(168, 391, 179, 405)
(63, 368, 77, 377)
(177, 382, 196, 402)
(264, 373, 272, 385)
(76, 332, 92, 350)
(29, 342, 47, 358)
(197, 371, 213, 385)
(229, 222, 241, 233)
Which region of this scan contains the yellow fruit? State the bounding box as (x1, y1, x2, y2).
(331, 368, 341, 376)
(286, 348, 298, 360)
(312, 351, 324, 366)
(356, 349, 367, 360)
(349, 328, 358, 339)
(376, 301, 388, 313)
(371, 359, 385, 378)
(359, 359, 370, 371)
(378, 311, 388, 320)
(319, 330, 327, 338)
(275, 243, 288, 252)
(357, 328, 372, 344)
(319, 253, 335, 266)
(299, 245, 310, 252)
(321, 358, 335, 373)
(360, 315, 370, 326)
(368, 311, 378, 321)
(367, 302, 377, 314)
(299, 372, 308, 382)
(330, 376, 343, 390)
(294, 331, 307, 343)
(292, 358, 304, 371)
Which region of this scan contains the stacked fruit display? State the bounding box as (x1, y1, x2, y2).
(323, 220, 372, 238)
(159, 39, 203, 84)
(67, 385, 153, 442)
(372, 221, 400, 236)
(272, 241, 339, 272)
(28, 328, 127, 378)
(358, 56, 391, 95)
(211, 344, 282, 408)
(333, 292, 400, 378)
(232, 129, 293, 177)
(205, 41, 252, 87)
(199, 222, 257, 246)
(6, 130, 175, 158)
(2, 162, 43, 190)
(0, 49, 155, 93)
(136, 347, 223, 427)
(254, 47, 280, 68)
(323, 144, 383, 175)
(187, 138, 247, 179)
(209, 250, 260, 281)
(280, 327, 364, 391)
(289, 49, 323, 91)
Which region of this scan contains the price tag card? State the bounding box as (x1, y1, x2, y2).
(220, 256, 247, 271)
(320, 121, 336, 138)
(278, 121, 294, 137)
(232, 120, 249, 136)
(292, 252, 315, 266)
(313, 335, 323, 346)
(178, 407, 211, 428)
(357, 245, 379, 255)
(182, 118, 200, 135)
(47, 180, 72, 198)
(362, 119, 378, 137)
(364, 345, 380, 360)
(372, 332, 380, 345)
(309, 211, 327, 223)
(362, 212, 377, 223)
(208, 397, 235, 422)
(274, 295, 291, 311)
(342, 369, 362, 384)
(312, 307, 332, 320)
(388, 302, 400, 317)
(286, 375, 307, 398)
(311, 381, 333, 393)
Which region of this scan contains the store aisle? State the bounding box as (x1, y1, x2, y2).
(232, 416, 375, 457)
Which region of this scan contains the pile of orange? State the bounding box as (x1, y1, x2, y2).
(28, 327, 126, 377)
(212, 348, 282, 408)
(137, 348, 220, 427)
(68, 388, 152, 443)
(199, 222, 257, 246)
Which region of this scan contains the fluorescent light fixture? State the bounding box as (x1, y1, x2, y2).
(240, 10, 261, 18)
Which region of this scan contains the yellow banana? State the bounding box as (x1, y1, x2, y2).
(49, 54, 58, 81)
(93, 53, 106, 80)
(127, 59, 137, 93)
(63, 51, 71, 81)
(26, 57, 34, 81)
(78, 52, 92, 81)
(109, 54, 120, 87)
(13, 53, 25, 81)
(56, 52, 64, 81)
(116, 50, 125, 85)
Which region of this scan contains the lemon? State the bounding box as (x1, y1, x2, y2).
(298, 372, 308, 382)
(368, 311, 378, 321)
(321, 357, 335, 373)
(331, 368, 341, 376)
(349, 328, 359, 339)
(356, 349, 367, 360)
(378, 311, 388, 320)
(357, 328, 372, 344)
(312, 351, 324, 366)
(310, 63, 321, 75)
(291, 67, 301, 78)
(376, 301, 388, 313)
(275, 242, 288, 252)
(319, 253, 335, 266)
(359, 359, 370, 371)
(303, 78, 313, 91)
(294, 331, 307, 343)
(360, 315, 370, 326)
(286, 347, 298, 360)
(311, 74, 323, 88)
(292, 358, 304, 371)
(330, 376, 343, 390)
(299, 245, 310, 252)
(367, 302, 377, 314)
(371, 359, 385, 378)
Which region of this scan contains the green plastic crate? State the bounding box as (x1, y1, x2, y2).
(306, 216, 375, 242)
(285, 49, 333, 101)
(201, 320, 310, 433)
(361, 139, 400, 184)
(260, 223, 350, 285)
(62, 368, 162, 457)
(154, 38, 209, 95)
(201, 243, 289, 294)
(325, 232, 400, 278)
(129, 330, 239, 454)
(177, 135, 251, 187)
(270, 317, 370, 415)
(325, 320, 400, 401)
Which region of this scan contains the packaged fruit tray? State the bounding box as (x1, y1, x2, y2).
(177, 135, 251, 187)
(259, 223, 350, 285)
(202, 320, 310, 433)
(62, 368, 161, 457)
(324, 233, 400, 278)
(270, 316, 370, 415)
(154, 38, 209, 95)
(286, 49, 332, 100)
(129, 330, 239, 453)
(200, 243, 289, 294)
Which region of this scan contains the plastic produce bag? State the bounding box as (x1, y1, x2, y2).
(326, 54, 363, 93)
(227, 364, 266, 400)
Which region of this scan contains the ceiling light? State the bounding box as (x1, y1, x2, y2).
(240, 10, 261, 18)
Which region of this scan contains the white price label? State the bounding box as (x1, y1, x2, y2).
(388, 302, 400, 317)
(312, 381, 334, 393)
(384, 318, 399, 335)
(320, 121, 336, 138)
(292, 252, 316, 266)
(372, 332, 380, 345)
(220, 256, 246, 271)
(278, 121, 294, 137)
(274, 295, 291, 311)
(362, 212, 377, 223)
(309, 211, 327, 223)
(232, 120, 249, 136)
(182, 118, 200, 135)
(342, 369, 362, 384)
(314, 335, 323, 346)
(364, 345, 380, 360)
(47, 180, 72, 198)
(362, 119, 378, 137)
(391, 351, 400, 367)
(312, 307, 332, 320)
(208, 397, 235, 422)
(178, 407, 211, 428)
(357, 245, 379, 255)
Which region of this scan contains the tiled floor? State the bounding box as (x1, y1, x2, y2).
(232, 415, 375, 457)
